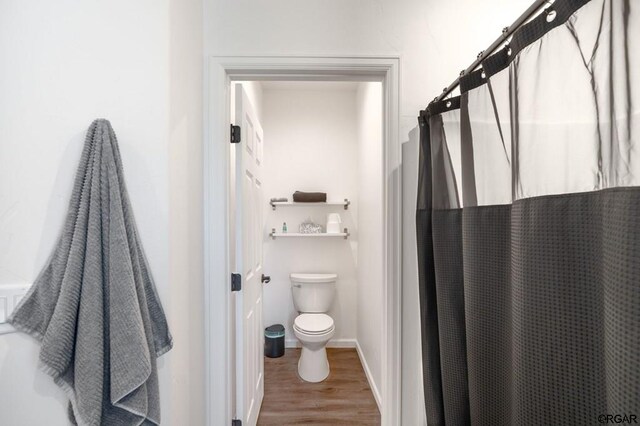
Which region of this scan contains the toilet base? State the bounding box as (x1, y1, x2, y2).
(298, 345, 330, 382)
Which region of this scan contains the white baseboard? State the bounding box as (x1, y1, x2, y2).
(285, 338, 357, 349)
(356, 341, 382, 412)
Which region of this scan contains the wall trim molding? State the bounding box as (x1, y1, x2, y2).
(204, 55, 401, 426)
(356, 340, 383, 412)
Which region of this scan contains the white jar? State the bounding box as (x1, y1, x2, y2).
(326, 213, 342, 234)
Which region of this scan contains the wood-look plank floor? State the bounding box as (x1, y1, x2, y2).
(257, 348, 381, 425)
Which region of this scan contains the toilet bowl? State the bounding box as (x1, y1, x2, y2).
(290, 273, 337, 383)
(293, 313, 335, 382)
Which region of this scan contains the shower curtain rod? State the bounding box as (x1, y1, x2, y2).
(433, 0, 552, 104)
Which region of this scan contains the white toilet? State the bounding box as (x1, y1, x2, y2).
(290, 273, 337, 383)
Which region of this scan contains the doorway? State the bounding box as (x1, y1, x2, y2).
(204, 56, 401, 426)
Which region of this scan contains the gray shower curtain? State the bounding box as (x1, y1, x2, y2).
(417, 0, 640, 424)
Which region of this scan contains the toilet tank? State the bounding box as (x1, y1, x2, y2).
(290, 273, 337, 313)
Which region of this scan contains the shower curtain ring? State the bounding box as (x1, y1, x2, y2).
(544, 1, 557, 22)
(545, 7, 557, 22)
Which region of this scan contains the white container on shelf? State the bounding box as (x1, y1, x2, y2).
(326, 213, 342, 234)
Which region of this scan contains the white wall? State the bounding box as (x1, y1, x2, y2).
(205, 0, 534, 144)
(261, 83, 359, 346)
(205, 1, 532, 423)
(167, 0, 205, 423)
(401, 132, 427, 426)
(356, 82, 384, 407)
(0, 1, 204, 424)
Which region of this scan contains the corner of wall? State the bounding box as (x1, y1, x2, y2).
(355, 81, 384, 408)
(168, 0, 205, 424)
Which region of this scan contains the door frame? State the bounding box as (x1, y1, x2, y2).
(204, 55, 402, 426)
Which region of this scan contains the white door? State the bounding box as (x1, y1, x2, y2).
(234, 84, 265, 426)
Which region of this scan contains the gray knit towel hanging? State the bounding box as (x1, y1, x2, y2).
(9, 119, 173, 426)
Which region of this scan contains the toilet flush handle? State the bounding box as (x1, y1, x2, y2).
(261, 274, 271, 284)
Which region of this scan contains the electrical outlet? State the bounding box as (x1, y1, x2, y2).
(0, 283, 31, 335)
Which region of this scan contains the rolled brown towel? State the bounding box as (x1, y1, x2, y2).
(293, 191, 327, 203)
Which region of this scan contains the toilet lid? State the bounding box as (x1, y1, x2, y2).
(294, 313, 334, 334)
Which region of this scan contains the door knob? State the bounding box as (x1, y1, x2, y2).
(261, 274, 271, 284)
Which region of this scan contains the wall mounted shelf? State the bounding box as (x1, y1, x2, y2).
(270, 199, 350, 210)
(269, 228, 350, 240)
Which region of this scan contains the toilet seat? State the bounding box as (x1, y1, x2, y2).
(294, 313, 334, 335)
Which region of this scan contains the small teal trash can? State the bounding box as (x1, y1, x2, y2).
(264, 324, 285, 358)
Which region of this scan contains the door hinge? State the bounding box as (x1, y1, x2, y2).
(231, 273, 242, 292)
(230, 124, 241, 143)
(232, 420, 242, 426)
